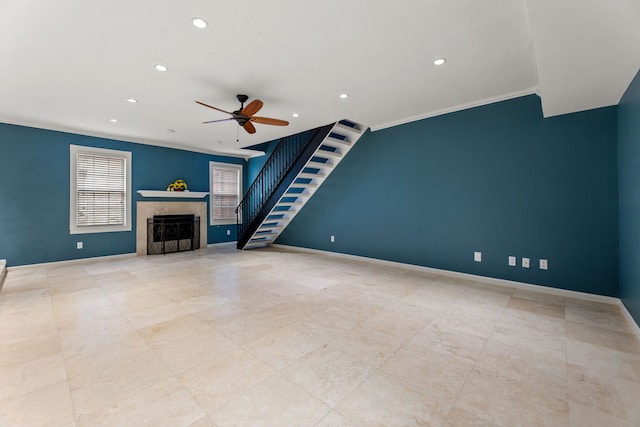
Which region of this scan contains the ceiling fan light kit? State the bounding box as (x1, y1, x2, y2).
(196, 94, 289, 135)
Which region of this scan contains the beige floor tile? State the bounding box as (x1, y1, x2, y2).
(358, 308, 426, 341)
(336, 371, 452, 427)
(331, 323, 409, 368)
(491, 309, 567, 361)
(211, 374, 330, 426)
(290, 308, 359, 343)
(443, 406, 502, 427)
(68, 348, 174, 414)
(410, 322, 488, 362)
(0, 352, 68, 400)
(75, 377, 205, 427)
(151, 327, 238, 374)
(188, 416, 217, 427)
(507, 295, 565, 319)
(566, 319, 640, 354)
(569, 400, 635, 427)
(245, 325, 323, 371)
(381, 344, 475, 396)
(456, 367, 569, 427)
(568, 364, 640, 424)
(429, 310, 499, 338)
(0, 329, 61, 368)
(0, 381, 75, 427)
(567, 338, 640, 382)
(177, 348, 275, 415)
(315, 410, 358, 427)
(138, 313, 215, 346)
(565, 298, 632, 332)
(213, 311, 287, 346)
(50, 288, 113, 315)
(476, 338, 567, 391)
(281, 344, 375, 408)
(512, 287, 565, 306)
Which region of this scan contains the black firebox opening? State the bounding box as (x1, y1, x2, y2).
(147, 214, 200, 255)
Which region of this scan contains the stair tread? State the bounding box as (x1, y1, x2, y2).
(336, 121, 364, 134)
(324, 136, 352, 146)
(298, 172, 326, 179)
(314, 150, 343, 159)
(306, 161, 334, 169)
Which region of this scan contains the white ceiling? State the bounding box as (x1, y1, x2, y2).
(0, 0, 638, 158)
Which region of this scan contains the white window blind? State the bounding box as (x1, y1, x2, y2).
(70, 145, 132, 234)
(210, 162, 242, 225)
(76, 153, 126, 226)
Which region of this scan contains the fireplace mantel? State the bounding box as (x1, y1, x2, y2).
(137, 190, 209, 198)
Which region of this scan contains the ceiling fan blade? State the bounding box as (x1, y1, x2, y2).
(243, 121, 257, 134)
(241, 99, 263, 117)
(250, 116, 289, 126)
(202, 118, 235, 124)
(195, 101, 233, 115)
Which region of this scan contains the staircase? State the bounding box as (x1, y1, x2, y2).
(237, 119, 365, 250)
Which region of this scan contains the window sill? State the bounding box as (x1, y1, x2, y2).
(137, 190, 209, 198)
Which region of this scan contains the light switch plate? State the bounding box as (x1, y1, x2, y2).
(522, 257, 530, 268)
(474, 251, 482, 262)
(508, 256, 516, 266)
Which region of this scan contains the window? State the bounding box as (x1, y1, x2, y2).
(70, 145, 132, 234)
(210, 162, 242, 225)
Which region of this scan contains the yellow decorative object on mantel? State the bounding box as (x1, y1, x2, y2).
(167, 179, 188, 192)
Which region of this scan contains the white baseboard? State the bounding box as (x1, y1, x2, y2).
(5, 241, 237, 272)
(0, 259, 6, 290)
(6, 253, 136, 271)
(619, 300, 640, 342)
(207, 241, 237, 248)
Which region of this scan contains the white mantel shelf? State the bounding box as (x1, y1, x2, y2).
(137, 190, 209, 198)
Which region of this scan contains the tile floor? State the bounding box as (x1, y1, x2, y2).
(1, 244, 639, 426)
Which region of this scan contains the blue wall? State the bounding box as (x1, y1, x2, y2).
(0, 123, 244, 266)
(277, 95, 619, 296)
(619, 68, 640, 323)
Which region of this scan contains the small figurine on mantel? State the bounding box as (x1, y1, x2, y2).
(167, 179, 188, 192)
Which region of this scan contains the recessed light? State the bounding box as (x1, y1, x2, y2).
(126, 98, 137, 103)
(433, 58, 446, 66)
(339, 93, 348, 99)
(192, 18, 208, 29)
(155, 64, 168, 72)
(110, 118, 118, 123)
(292, 113, 300, 118)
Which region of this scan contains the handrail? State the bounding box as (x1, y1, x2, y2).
(236, 128, 317, 239)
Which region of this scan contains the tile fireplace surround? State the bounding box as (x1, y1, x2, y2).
(136, 201, 207, 256)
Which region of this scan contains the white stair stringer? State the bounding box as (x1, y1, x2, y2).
(243, 120, 366, 249)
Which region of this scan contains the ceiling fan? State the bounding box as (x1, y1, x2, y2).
(196, 94, 289, 135)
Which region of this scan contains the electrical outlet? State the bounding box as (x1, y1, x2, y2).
(522, 257, 530, 268)
(508, 256, 516, 266)
(540, 259, 548, 270)
(330, 235, 335, 243)
(474, 251, 482, 262)
(76, 242, 83, 249)
(226, 229, 231, 236)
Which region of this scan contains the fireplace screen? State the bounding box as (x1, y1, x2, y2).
(147, 215, 200, 255)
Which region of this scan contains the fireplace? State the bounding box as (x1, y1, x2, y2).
(147, 215, 200, 255)
(136, 201, 207, 256)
